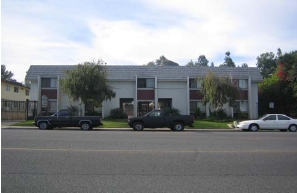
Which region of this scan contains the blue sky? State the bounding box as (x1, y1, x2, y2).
(2, 0, 297, 82)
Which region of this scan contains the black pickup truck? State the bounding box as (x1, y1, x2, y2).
(34, 109, 103, 130)
(128, 110, 194, 131)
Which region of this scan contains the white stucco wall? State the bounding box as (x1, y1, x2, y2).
(29, 81, 39, 101)
(103, 81, 135, 117)
(157, 81, 188, 115)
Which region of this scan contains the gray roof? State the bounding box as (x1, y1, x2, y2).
(26, 65, 263, 82)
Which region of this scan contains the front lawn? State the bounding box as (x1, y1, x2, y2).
(12, 119, 232, 129)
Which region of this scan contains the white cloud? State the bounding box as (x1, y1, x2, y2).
(1, 0, 297, 82)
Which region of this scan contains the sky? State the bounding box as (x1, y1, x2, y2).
(1, 0, 297, 83)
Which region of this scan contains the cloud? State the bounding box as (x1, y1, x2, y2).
(1, 0, 297, 82)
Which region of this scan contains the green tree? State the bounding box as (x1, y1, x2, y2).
(147, 56, 179, 66)
(277, 50, 297, 98)
(241, 63, 248, 67)
(256, 52, 277, 78)
(220, 51, 235, 67)
(195, 55, 209, 66)
(60, 60, 116, 115)
(258, 50, 297, 116)
(202, 71, 238, 112)
(186, 60, 194, 66)
(1, 65, 16, 81)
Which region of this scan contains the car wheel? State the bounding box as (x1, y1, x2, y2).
(173, 123, 184, 131)
(38, 122, 49, 130)
(81, 122, 92, 130)
(288, 124, 297, 132)
(249, 124, 259, 132)
(133, 122, 144, 131)
(280, 129, 287, 132)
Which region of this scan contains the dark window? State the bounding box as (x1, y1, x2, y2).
(137, 78, 154, 88)
(25, 90, 29, 96)
(278, 115, 290, 120)
(41, 78, 57, 88)
(265, 115, 276, 120)
(14, 87, 19, 93)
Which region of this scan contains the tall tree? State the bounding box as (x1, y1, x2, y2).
(202, 71, 238, 111)
(277, 50, 297, 98)
(1, 65, 16, 81)
(186, 60, 194, 66)
(258, 50, 297, 116)
(146, 56, 179, 66)
(195, 55, 209, 67)
(241, 63, 248, 67)
(60, 60, 116, 115)
(220, 51, 235, 67)
(256, 52, 277, 78)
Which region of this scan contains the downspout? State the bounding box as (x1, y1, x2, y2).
(134, 76, 138, 117)
(186, 76, 190, 115)
(155, 76, 158, 110)
(37, 75, 41, 115)
(248, 76, 252, 119)
(57, 75, 60, 111)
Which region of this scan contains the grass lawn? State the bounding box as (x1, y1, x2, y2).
(12, 119, 232, 129)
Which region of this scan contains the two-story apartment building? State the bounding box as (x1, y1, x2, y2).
(25, 65, 263, 119)
(1, 80, 31, 120)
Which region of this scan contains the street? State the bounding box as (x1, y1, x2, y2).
(2, 129, 297, 193)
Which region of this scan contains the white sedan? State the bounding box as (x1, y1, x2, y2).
(236, 114, 297, 132)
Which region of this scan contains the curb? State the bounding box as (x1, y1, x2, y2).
(1, 126, 242, 132)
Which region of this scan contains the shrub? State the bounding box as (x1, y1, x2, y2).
(209, 109, 229, 120)
(109, 108, 127, 119)
(194, 107, 206, 119)
(85, 110, 101, 116)
(164, 107, 180, 116)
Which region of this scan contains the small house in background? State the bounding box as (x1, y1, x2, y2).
(26, 65, 263, 119)
(1, 80, 31, 120)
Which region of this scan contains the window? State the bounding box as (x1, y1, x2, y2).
(190, 101, 206, 113)
(278, 115, 290, 120)
(41, 78, 57, 88)
(137, 78, 155, 88)
(190, 79, 196, 88)
(5, 85, 10, 91)
(14, 87, 19, 93)
(25, 90, 29, 96)
(120, 98, 134, 116)
(264, 115, 276, 121)
(189, 79, 203, 89)
(235, 101, 248, 112)
(239, 79, 248, 89)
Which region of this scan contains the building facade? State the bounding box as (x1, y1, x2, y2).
(25, 65, 263, 119)
(1, 80, 31, 120)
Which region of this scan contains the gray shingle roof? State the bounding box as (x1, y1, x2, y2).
(25, 65, 263, 82)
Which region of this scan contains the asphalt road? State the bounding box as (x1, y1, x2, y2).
(2, 129, 297, 193)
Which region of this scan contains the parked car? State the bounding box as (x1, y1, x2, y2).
(235, 114, 297, 132)
(128, 110, 194, 131)
(34, 109, 103, 130)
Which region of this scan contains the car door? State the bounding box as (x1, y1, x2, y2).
(145, 110, 165, 128)
(277, 115, 291, 129)
(262, 115, 277, 129)
(52, 110, 71, 127)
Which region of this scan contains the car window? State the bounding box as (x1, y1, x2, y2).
(148, 111, 161, 117)
(58, 111, 69, 116)
(277, 115, 290, 120)
(264, 115, 276, 121)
